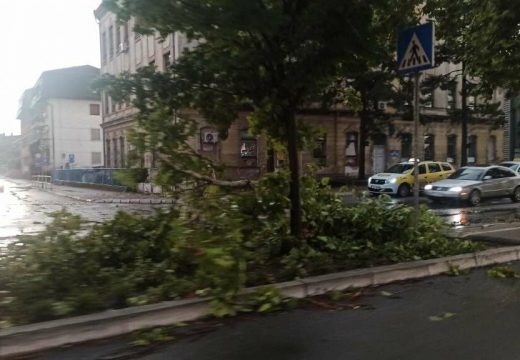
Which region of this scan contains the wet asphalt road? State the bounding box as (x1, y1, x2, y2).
(0, 178, 170, 245)
(34, 262, 520, 360)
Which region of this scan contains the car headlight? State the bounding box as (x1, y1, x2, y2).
(368, 177, 372, 184)
(424, 184, 432, 190)
(449, 186, 463, 192)
(389, 178, 397, 184)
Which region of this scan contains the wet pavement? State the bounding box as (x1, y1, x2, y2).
(0, 177, 172, 246)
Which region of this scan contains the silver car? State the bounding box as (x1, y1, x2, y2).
(424, 166, 520, 206)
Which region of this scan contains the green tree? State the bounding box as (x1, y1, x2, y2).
(336, 0, 420, 179)
(100, 0, 385, 240)
(463, 1, 520, 93)
(423, 1, 504, 166)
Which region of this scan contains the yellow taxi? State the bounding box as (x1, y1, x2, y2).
(367, 160, 455, 197)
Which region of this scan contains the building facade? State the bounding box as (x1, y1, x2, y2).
(17, 65, 103, 176)
(94, 4, 505, 179)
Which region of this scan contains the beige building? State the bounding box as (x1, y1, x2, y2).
(94, 4, 504, 179)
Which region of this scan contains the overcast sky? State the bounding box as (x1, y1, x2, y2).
(1, 0, 101, 135)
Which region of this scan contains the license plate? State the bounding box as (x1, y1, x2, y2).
(370, 185, 381, 190)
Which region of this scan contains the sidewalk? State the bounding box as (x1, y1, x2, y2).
(6, 178, 175, 204)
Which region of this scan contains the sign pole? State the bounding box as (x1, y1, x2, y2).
(413, 71, 420, 224)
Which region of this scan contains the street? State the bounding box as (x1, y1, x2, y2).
(32, 262, 520, 360)
(0, 177, 170, 247)
(2, 178, 520, 248)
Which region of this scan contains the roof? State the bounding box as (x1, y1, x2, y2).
(34, 65, 101, 101)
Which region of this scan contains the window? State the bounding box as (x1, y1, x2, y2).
(163, 51, 171, 71)
(120, 137, 125, 168)
(413, 164, 427, 175)
(423, 87, 434, 108)
(106, 139, 111, 167)
(108, 25, 114, 59)
(497, 168, 516, 178)
(200, 127, 218, 152)
(313, 136, 327, 166)
(447, 134, 457, 164)
(487, 136, 497, 163)
(90, 104, 100, 116)
(345, 132, 358, 167)
(111, 96, 116, 113)
(123, 22, 129, 44)
(104, 93, 110, 115)
(92, 152, 102, 165)
(115, 24, 121, 53)
(424, 134, 435, 161)
(447, 85, 456, 109)
(240, 130, 257, 159)
(113, 138, 118, 167)
(441, 163, 453, 171)
(468, 95, 476, 110)
(91, 129, 101, 141)
(468, 135, 477, 164)
(428, 163, 441, 173)
(101, 32, 107, 64)
(400, 133, 412, 161)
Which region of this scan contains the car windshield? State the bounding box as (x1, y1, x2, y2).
(448, 168, 484, 181)
(385, 163, 414, 174)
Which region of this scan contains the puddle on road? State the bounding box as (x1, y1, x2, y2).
(440, 209, 520, 228)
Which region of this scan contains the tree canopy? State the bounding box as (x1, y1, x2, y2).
(101, 0, 421, 239)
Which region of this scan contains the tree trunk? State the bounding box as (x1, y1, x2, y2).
(286, 111, 302, 242)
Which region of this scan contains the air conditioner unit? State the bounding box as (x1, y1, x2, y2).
(119, 42, 129, 53)
(203, 132, 219, 144)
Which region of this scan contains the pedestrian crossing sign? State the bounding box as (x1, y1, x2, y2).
(398, 22, 435, 74)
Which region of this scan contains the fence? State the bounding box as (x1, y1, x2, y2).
(32, 175, 52, 190)
(52, 168, 148, 187)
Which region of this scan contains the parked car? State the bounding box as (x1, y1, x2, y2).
(367, 160, 455, 197)
(499, 161, 520, 174)
(424, 165, 520, 206)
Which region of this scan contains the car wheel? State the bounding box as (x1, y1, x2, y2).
(397, 183, 410, 197)
(468, 190, 481, 206)
(511, 187, 520, 203)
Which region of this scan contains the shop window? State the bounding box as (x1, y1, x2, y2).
(424, 134, 435, 161)
(240, 130, 257, 160)
(313, 136, 327, 166)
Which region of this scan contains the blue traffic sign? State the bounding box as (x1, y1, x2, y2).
(397, 22, 435, 74)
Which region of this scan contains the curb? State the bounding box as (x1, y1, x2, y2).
(38, 189, 175, 205)
(2, 246, 520, 357)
